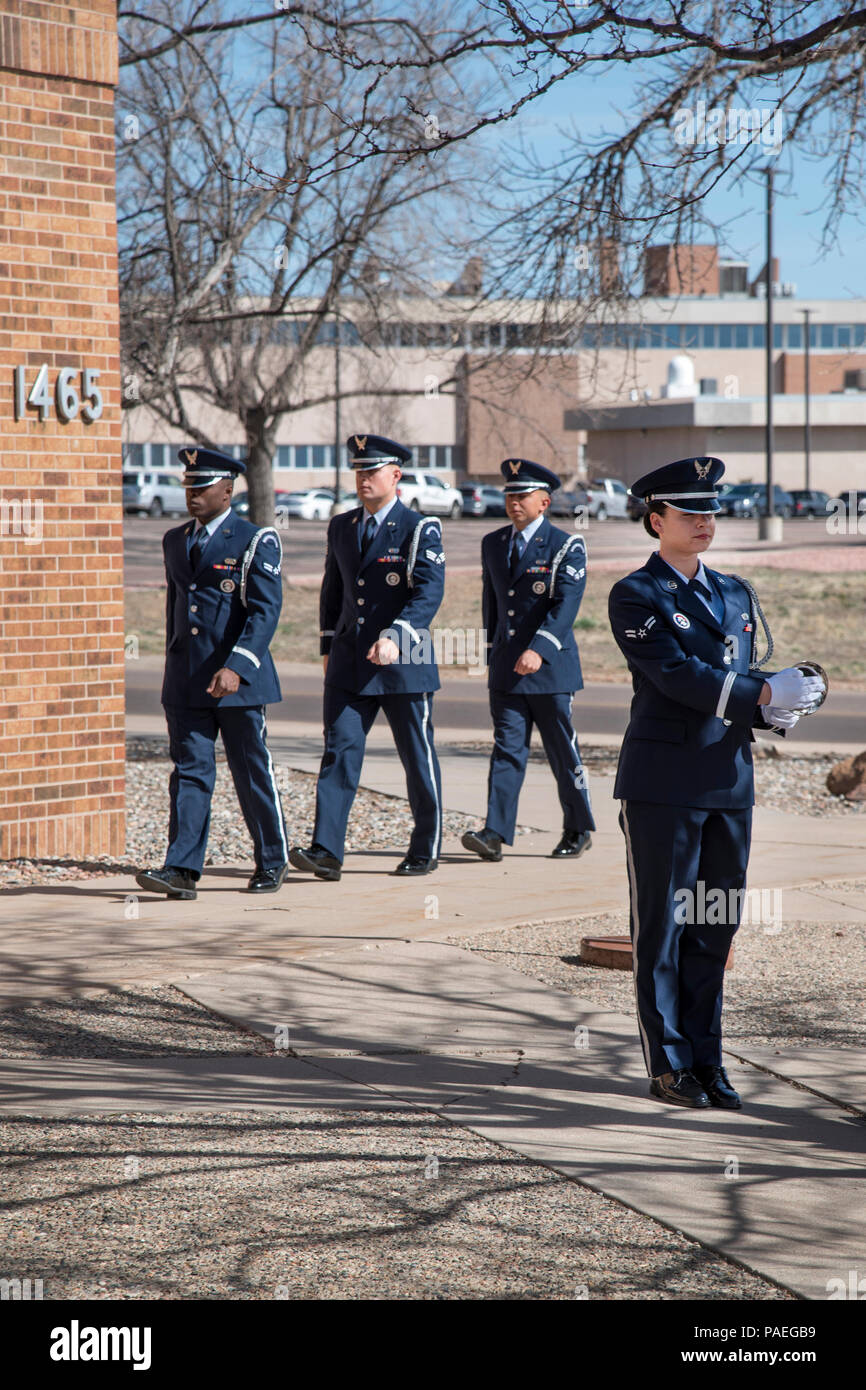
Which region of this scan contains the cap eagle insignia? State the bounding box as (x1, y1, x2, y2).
(184, 449, 198, 466)
(694, 459, 711, 479)
(509, 460, 522, 475)
(354, 435, 367, 452)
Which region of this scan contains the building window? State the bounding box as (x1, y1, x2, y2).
(414, 445, 431, 469)
(733, 324, 748, 348)
(820, 324, 835, 349)
(750, 324, 766, 348)
(312, 445, 329, 469)
(681, 325, 700, 350)
(700, 324, 716, 348)
(663, 324, 681, 349)
(432, 445, 451, 469)
(471, 324, 488, 349)
(718, 324, 732, 348)
(488, 324, 503, 348)
(773, 324, 783, 348)
(276, 446, 291, 469)
(399, 323, 416, 347)
(837, 325, 852, 348)
(582, 326, 598, 349)
(123, 444, 145, 469)
(855, 325, 866, 348)
(295, 445, 309, 470)
(505, 323, 527, 348)
(786, 323, 802, 349)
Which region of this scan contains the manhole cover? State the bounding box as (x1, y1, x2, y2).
(579, 936, 734, 971)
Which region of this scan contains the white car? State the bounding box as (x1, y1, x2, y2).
(282, 488, 335, 521)
(122, 469, 188, 518)
(397, 470, 463, 518)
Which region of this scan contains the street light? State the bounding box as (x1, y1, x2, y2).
(759, 165, 782, 541)
(799, 308, 813, 492)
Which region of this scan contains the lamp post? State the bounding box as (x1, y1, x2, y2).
(759, 166, 783, 540)
(799, 308, 812, 492)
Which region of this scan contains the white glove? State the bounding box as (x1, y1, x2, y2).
(766, 666, 825, 710)
(764, 705, 801, 730)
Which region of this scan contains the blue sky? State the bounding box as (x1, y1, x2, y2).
(485, 57, 865, 302)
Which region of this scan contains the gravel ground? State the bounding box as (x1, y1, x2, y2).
(0, 1108, 789, 1301)
(0, 736, 490, 889)
(444, 890, 866, 1050)
(0, 738, 860, 890)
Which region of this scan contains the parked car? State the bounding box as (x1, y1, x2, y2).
(828, 489, 866, 517)
(549, 487, 588, 519)
(230, 490, 294, 518)
(397, 470, 463, 517)
(459, 483, 507, 517)
(748, 484, 795, 518)
(584, 477, 629, 519)
(281, 488, 335, 521)
(717, 483, 759, 518)
(789, 489, 831, 519)
(122, 469, 187, 518)
(626, 490, 647, 522)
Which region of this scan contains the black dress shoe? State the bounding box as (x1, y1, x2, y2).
(461, 828, 503, 861)
(694, 1064, 742, 1110)
(649, 1069, 711, 1108)
(551, 830, 592, 858)
(393, 855, 437, 876)
(288, 845, 342, 881)
(135, 867, 197, 900)
(247, 864, 289, 893)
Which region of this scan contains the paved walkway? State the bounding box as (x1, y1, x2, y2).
(3, 742, 866, 1300)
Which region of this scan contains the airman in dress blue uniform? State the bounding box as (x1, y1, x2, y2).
(608, 456, 824, 1109)
(289, 434, 445, 880)
(135, 448, 288, 900)
(462, 458, 595, 863)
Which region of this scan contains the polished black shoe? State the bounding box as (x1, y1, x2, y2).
(393, 855, 438, 876)
(694, 1064, 742, 1110)
(135, 867, 197, 900)
(289, 845, 342, 881)
(551, 830, 592, 858)
(247, 863, 289, 893)
(649, 1069, 711, 1109)
(461, 828, 503, 862)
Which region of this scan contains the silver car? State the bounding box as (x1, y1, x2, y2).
(123, 469, 188, 518)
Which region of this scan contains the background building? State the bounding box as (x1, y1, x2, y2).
(124, 245, 866, 498)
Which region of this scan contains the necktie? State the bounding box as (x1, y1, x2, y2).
(691, 575, 720, 620)
(361, 514, 376, 555)
(509, 531, 524, 576)
(189, 525, 206, 570)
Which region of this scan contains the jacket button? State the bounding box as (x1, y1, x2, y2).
(508, 628, 515, 636)
(190, 583, 197, 591)
(190, 626, 199, 635)
(190, 605, 198, 613)
(507, 589, 514, 597)
(357, 598, 365, 606)
(358, 617, 365, 625)
(357, 578, 365, 586)
(507, 609, 514, 616)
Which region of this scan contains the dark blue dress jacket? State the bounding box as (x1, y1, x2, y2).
(482, 515, 586, 694)
(319, 499, 444, 695)
(161, 512, 282, 707)
(608, 551, 779, 808)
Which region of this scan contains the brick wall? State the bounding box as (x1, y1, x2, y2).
(644, 244, 720, 297)
(0, 1, 124, 860)
(780, 351, 866, 394)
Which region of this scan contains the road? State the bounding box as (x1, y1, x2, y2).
(125, 658, 863, 746)
(124, 512, 866, 586)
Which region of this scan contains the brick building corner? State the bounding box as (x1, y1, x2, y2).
(0, 1, 124, 859)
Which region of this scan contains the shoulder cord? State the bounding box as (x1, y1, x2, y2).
(239, 526, 282, 608)
(727, 572, 774, 669)
(406, 516, 441, 589)
(549, 533, 587, 596)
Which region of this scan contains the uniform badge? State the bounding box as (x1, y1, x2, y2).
(354, 434, 367, 452)
(220, 578, 236, 593)
(225, 558, 237, 566)
(694, 458, 711, 479)
(385, 572, 400, 586)
(532, 580, 546, 594)
(666, 579, 678, 590)
(673, 612, 690, 629)
(509, 460, 521, 474)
